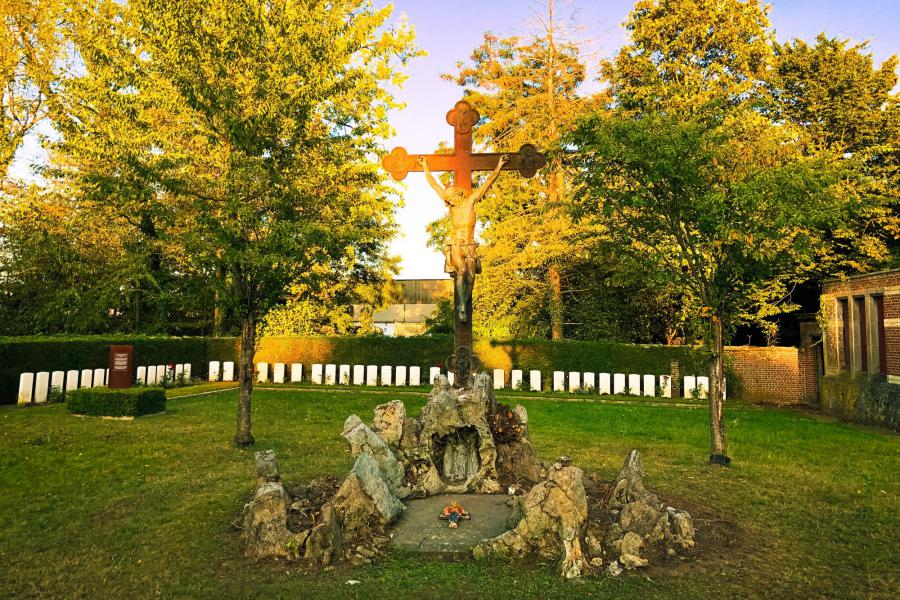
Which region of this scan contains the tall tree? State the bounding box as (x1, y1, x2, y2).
(579, 0, 894, 462)
(603, 0, 773, 117)
(50, 0, 416, 446)
(769, 35, 900, 268)
(1, 0, 64, 174)
(443, 1, 604, 340)
(571, 110, 861, 464)
(583, 0, 775, 463)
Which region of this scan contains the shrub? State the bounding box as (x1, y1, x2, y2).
(66, 387, 166, 417)
(819, 373, 899, 431)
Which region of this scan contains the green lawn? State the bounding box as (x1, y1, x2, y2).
(0, 388, 897, 599)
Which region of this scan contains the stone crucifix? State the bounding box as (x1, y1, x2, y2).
(382, 99, 546, 386)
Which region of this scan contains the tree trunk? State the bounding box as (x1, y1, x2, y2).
(234, 311, 256, 447)
(549, 265, 564, 340)
(213, 264, 225, 337)
(708, 316, 729, 465)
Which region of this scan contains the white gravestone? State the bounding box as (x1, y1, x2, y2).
(311, 364, 323, 385)
(493, 368, 505, 390)
(684, 376, 697, 398)
(613, 373, 626, 395)
(598, 373, 611, 395)
(511, 369, 523, 390)
(409, 366, 421, 386)
(380, 365, 392, 386)
(156, 365, 165, 384)
(696, 376, 710, 399)
(51, 371, 65, 394)
(273, 363, 285, 384)
(80, 369, 93, 388)
(34, 372, 51, 403)
(93, 368, 106, 387)
(352, 365, 365, 385)
(553, 371, 565, 392)
(643, 374, 656, 397)
(256, 362, 268, 383)
(209, 361, 221, 382)
(17, 373, 34, 404)
(175, 364, 184, 380)
(568, 371, 581, 393)
(137, 366, 147, 385)
(223, 362, 235, 382)
(628, 374, 641, 395)
(395, 366, 407, 387)
(529, 370, 541, 392)
(324, 364, 337, 385)
(146, 366, 156, 385)
(339, 365, 351, 385)
(290, 363, 303, 383)
(429, 367, 441, 384)
(583, 372, 596, 392)
(183, 364, 192, 380)
(366, 365, 378, 386)
(66, 370, 79, 392)
(659, 375, 672, 398)
(34, 372, 50, 403)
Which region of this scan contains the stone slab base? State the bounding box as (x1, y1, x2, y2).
(389, 494, 512, 554)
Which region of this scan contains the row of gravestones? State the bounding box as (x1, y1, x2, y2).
(209, 361, 716, 399)
(539, 371, 720, 399)
(208, 361, 430, 386)
(17, 363, 192, 405)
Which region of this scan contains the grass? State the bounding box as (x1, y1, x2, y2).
(0, 387, 897, 599)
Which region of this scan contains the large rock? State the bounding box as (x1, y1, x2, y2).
(342, 415, 404, 494)
(303, 502, 341, 563)
(496, 438, 546, 485)
(373, 400, 406, 447)
(604, 450, 696, 569)
(349, 452, 404, 523)
(241, 481, 295, 559)
(474, 461, 588, 579)
(241, 451, 308, 560)
(331, 473, 376, 541)
(255, 449, 280, 485)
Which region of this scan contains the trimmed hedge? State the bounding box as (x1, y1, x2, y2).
(247, 335, 719, 384)
(818, 373, 899, 431)
(66, 387, 167, 417)
(0, 336, 216, 404)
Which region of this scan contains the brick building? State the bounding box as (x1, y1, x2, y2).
(820, 269, 898, 383)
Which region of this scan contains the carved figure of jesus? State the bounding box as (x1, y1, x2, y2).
(419, 154, 507, 322)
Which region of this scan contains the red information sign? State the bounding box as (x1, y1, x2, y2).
(108, 345, 134, 389)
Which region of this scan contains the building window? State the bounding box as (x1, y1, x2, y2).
(854, 296, 868, 372)
(838, 298, 850, 371)
(875, 296, 887, 375)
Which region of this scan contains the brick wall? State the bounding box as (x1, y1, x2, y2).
(724, 346, 814, 404)
(821, 269, 900, 381)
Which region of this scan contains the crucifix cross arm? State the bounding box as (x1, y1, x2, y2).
(381, 99, 547, 193)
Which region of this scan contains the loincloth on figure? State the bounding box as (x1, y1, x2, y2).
(443, 241, 482, 276)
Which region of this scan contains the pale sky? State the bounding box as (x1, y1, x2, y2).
(383, 0, 900, 278)
(8, 1, 900, 280)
